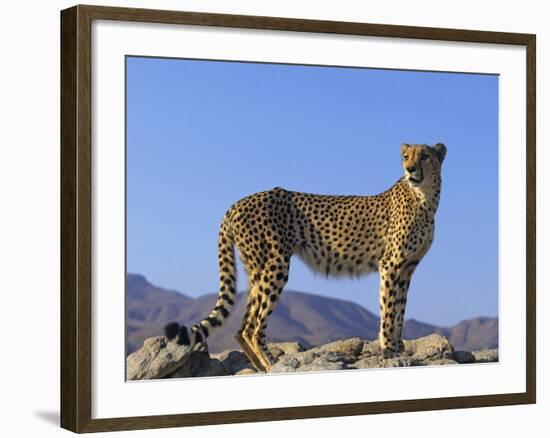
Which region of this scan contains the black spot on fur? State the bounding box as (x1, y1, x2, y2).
(164, 322, 180, 340)
(177, 325, 190, 346)
(194, 330, 203, 344)
(207, 316, 220, 327)
(222, 293, 234, 305)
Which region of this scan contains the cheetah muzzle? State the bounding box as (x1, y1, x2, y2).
(164, 142, 447, 372)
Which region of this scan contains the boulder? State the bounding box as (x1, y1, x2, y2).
(168, 351, 226, 378)
(405, 334, 454, 361)
(453, 350, 476, 364)
(211, 350, 253, 375)
(126, 336, 192, 380)
(268, 342, 305, 360)
(429, 359, 459, 366)
(270, 350, 346, 373)
(311, 337, 364, 361)
(472, 349, 499, 363)
(127, 333, 496, 380)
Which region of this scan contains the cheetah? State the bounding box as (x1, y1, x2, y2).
(164, 143, 447, 372)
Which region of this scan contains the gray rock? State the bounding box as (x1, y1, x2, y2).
(129, 334, 483, 379)
(473, 349, 499, 363)
(270, 350, 347, 373)
(211, 350, 252, 374)
(269, 338, 363, 373)
(209, 342, 303, 374)
(299, 359, 346, 372)
(429, 359, 459, 366)
(453, 350, 476, 364)
(126, 336, 192, 380)
(168, 351, 227, 378)
(352, 356, 382, 369)
(352, 335, 452, 369)
(268, 342, 305, 360)
(352, 354, 422, 369)
(270, 363, 297, 373)
(406, 334, 454, 361)
(270, 355, 301, 373)
(351, 336, 454, 369)
(312, 338, 364, 360)
(360, 340, 382, 357)
(381, 355, 421, 367)
(296, 350, 316, 365)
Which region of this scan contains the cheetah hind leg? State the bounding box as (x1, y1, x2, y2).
(249, 332, 274, 372)
(235, 331, 268, 372)
(235, 282, 269, 372)
(246, 263, 289, 372)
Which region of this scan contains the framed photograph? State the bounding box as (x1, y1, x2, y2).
(60, 4, 536, 433)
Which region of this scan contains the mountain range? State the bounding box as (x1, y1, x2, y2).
(126, 273, 498, 355)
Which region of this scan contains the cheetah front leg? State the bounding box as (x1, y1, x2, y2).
(393, 274, 413, 354)
(378, 259, 417, 358)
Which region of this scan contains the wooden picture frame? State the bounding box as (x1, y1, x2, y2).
(60, 4, 536, 433)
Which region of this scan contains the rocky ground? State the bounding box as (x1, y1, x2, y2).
(126, 334, 499, 380)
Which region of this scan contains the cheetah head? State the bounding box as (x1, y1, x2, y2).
(401, 143, 446, 187)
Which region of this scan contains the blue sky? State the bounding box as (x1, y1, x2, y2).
(126, 56, 498, 327)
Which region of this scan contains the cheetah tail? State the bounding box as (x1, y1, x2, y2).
(163, 218, 237, 350)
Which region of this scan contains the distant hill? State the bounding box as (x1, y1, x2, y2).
(403, 317, 499, 352)
(126, 274, 498, 355)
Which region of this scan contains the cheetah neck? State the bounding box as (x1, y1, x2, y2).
(407, 174, 442, 213)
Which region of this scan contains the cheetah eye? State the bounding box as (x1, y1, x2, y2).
(403, 155, 409, 161)
(421, 154, 428, 161)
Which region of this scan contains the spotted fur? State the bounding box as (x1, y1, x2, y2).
(165, 143, 447, 371)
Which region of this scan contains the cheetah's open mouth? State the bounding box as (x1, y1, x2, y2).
(408, 175, 423, 184)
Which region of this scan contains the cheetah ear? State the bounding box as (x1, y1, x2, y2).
(433, 143, 447, 162)
(400, 143, 410, 156)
